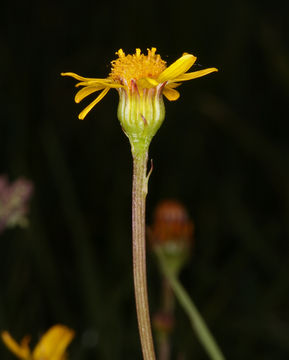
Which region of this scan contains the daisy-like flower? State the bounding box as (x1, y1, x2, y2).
(61, 49, 218, 360)
(62, 48, 217, 153)
(1, 325, 75, 360)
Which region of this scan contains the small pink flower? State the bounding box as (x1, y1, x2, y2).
(0, 175, 33, 234)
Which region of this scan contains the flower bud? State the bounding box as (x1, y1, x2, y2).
(148, 200, 194, 274)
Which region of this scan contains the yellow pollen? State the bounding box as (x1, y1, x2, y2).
(109, 48, 167, 85)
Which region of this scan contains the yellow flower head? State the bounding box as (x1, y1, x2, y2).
(61, 48, 218, 120)
(1, 325, 75, 360)
(62, 48, 218, 153)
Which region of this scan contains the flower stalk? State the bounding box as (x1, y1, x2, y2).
(156, 247, 226, 360)
(132, 146, 156, 360)
(153, 278, 175, 360)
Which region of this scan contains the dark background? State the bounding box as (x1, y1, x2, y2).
(1, 0, 289, 359)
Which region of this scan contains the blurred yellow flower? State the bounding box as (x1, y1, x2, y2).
(62, 48, 218, 120)
(1, 324, 74, 360)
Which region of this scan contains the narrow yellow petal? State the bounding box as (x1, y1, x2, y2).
(1, 331, 31, 359)
(61, 72, 102, 82)
(166, 82, 182, 89)
(75, 85, 105, 103)
(157, 54, 197, 83)
(75, 80, 121, 88)
(163, 87, 180, 101)
(32, 325, 74, 360)
(78, 87, 110, 120)
(173, 67, 218, 81)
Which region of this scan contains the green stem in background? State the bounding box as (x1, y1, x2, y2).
(158, 336, 170, 360)
(157, 278, 175, 360)
(156, 248, 226, 360)
(132, 148, 156, 360)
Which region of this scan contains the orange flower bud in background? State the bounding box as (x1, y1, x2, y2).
(148, 200, 194, 274)
(149, 200, 194, 246)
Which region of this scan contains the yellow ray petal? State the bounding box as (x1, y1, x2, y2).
(173, 67, 218, 81)
(61, 72, 105, 82)
(75, 85, 106, 103)
(79, 87, 110, 120)
(163, 87, 180, 101)
(167, 82, 182, 89)
(157, 54, 197, 83)
(1, 331, 31, 359)
(33, 325, 74, 360)
(75, 80, 122, 88)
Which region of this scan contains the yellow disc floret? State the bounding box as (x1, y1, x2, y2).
(110, 48, 167, 86)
